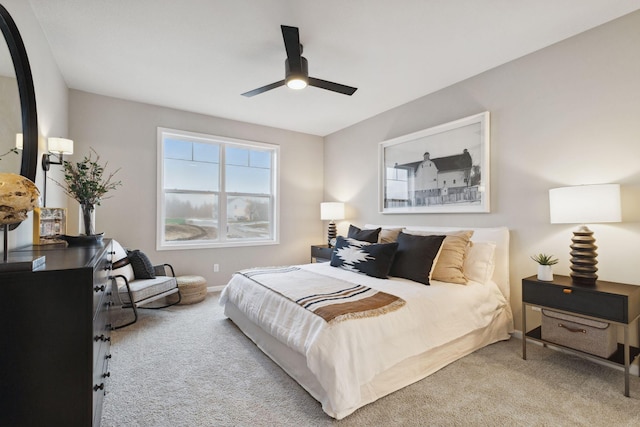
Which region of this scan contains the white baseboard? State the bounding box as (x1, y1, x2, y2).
(207, 286, 224, 293)
(512, 331, 639, 376)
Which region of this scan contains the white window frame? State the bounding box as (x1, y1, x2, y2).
(157, 127, 279, 250)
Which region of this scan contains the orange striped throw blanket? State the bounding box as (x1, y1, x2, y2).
(238, 266, 406, 323)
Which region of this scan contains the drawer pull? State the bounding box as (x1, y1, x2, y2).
(105, 354, 112, 359)
(93, 383, 105, 392)
(103, 372, 111, 378)
(558, 323, 586, 334)
(563, 289, 572, 294)
(94, 285, 106, 293)
(94, 334, 111, 342)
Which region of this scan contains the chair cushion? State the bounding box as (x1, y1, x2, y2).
(116, 275, 178, 304)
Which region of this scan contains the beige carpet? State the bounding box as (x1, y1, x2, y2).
(101, 293, 640, 426)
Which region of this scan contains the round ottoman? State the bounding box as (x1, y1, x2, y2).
(176, 275, 207, 305)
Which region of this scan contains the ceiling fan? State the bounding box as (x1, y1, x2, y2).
(241, 25, 358, 97)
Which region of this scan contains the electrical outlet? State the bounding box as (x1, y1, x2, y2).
(214, 264, 219, 272)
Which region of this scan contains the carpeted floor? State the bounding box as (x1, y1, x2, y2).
(101, 293, 640, 426)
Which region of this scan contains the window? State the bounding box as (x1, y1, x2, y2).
(157, 128, 279, 249)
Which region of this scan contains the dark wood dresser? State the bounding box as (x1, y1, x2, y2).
(0, 240, 113, 426)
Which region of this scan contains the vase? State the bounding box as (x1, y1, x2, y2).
(537, 265, 553, 281)
(81, 202, 95, 236)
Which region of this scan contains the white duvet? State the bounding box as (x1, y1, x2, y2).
(220, 262, 508, 415)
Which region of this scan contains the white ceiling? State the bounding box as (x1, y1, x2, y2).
(27, 0, 640, 137)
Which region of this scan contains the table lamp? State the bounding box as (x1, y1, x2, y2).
(549, 184, 621, 284)
(320, 202, 345, 247)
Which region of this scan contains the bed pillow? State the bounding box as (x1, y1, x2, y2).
(404, 230, 473, 284)
(389, 232, 446, 285)
(330, 236, 398, 279)
(377, 227, 403, 244)
(463, 241, 496, 284)
(347, 224, 381, 243)
(127, 249, 156, 279)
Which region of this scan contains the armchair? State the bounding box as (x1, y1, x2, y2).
(109, 240, 181, 329)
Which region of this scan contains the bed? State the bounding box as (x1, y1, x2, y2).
(220, 225, 514, 419)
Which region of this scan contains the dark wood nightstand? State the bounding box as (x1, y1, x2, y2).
(310, 245, 333, 263)
(522, 274, 640, 396)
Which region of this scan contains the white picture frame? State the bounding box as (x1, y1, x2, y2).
(379, 112, 490, 214)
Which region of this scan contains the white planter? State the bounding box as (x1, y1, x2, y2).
(537, 265, 553, 281)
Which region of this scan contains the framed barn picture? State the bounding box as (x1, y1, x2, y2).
(379, 112, 490, 214)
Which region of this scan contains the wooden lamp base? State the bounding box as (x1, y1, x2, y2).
(569, 225, 598, 285)
(327, 221, 336, 247)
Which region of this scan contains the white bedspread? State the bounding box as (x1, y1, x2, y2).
(220, 262, 509, 415)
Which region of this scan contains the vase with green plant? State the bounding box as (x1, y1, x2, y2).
(531, 253, 558, 281)
(54, 148, 121, 237)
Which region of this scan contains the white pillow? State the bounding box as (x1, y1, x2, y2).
(110, 240, 135, 282)
(463, 241, 496, 284)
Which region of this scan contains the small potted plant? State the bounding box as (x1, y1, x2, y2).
(53, 148, 121, 242)
(531, 253, 558, 281)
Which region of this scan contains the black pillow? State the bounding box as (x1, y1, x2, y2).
(347, 224, 381, 243)
(330, 236, 398, 279)
(389, 232, 446, 285)
(127, 249, 156, 279)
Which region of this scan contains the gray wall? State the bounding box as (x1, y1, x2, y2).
(68, 91, 324, 287)
(5, 2, 639, 332)
(324, 11, 640, 331)
(2, 0, 68, 250)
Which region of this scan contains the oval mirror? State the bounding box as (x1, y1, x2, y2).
(0, 4, 38, 230)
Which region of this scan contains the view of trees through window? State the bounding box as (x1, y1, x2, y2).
(158, 129, 278, 248)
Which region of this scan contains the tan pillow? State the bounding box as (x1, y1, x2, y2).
(378, 228, 403, 244)
(404, 230, 474, 284)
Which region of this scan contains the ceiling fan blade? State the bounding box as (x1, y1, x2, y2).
(241, 80, 285, 97)
(308, 77, 358, 96)
(281, 25, 302, 72)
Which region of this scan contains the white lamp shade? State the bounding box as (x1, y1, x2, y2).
(15, 133, 23, 150)
(47, 137, 74, 155)
(549, 184, 621, 224)
(320, 202, 345, 221)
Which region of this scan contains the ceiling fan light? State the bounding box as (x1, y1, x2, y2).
(286, 77, 307, 90)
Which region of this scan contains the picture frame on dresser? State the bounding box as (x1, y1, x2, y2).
(32, 207, 66, 245)
(379, 111, 490, 214)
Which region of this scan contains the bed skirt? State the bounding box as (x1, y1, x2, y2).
(224, 300, 512, 419)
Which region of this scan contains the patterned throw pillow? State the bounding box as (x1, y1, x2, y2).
(347, 224, 381, 243)
(389, 232, 446, 285)
(330, 236, 398, 279)
(127, 249, 156, 279)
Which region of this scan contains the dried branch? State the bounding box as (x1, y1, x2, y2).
(51, 147, 122, 206)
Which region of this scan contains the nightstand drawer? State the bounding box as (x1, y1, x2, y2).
(522, 279, 628, 323)
(311, 245, 333, 262)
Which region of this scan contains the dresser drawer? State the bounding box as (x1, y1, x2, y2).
(93, 247, 112, 312)
(93, 297, 112, 371)
(522, 279, 628, 323)
(92, 352, 111, 427)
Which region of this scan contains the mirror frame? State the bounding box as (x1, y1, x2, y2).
(0, 4, 38, 229)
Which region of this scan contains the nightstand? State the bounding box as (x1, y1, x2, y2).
(522, 274, 640, 396)
(310, 245, 333, 263)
